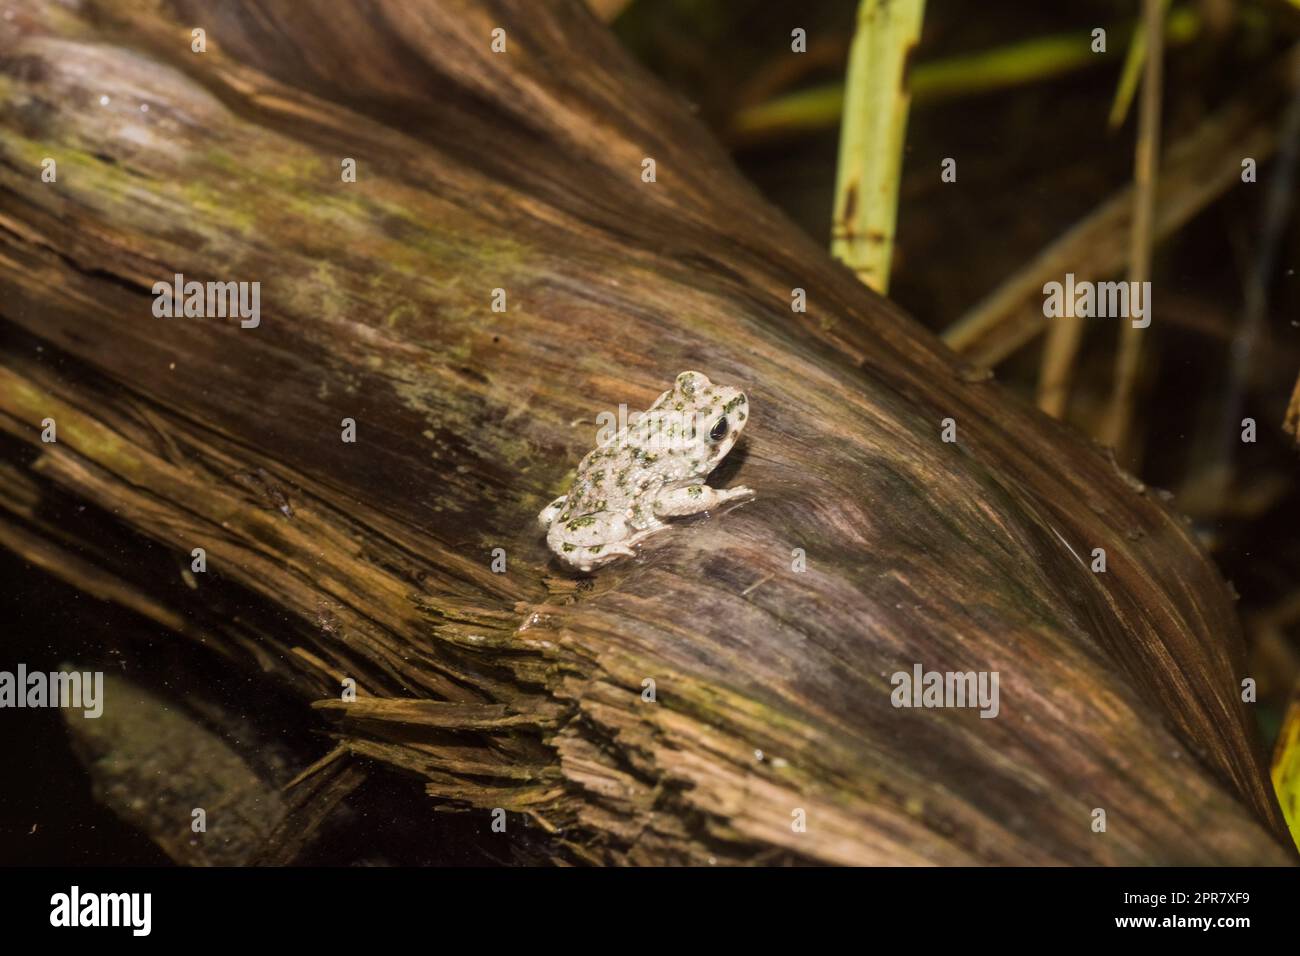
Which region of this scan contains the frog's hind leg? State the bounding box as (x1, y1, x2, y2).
(597, 542, 640, 561)
(653, 484, 754, 518)
(538, 495, 568, 528)
(572, 527, 664, 570)
(619, 523, 671, 557)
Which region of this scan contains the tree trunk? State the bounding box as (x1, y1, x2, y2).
(0, 0, 1292, 865)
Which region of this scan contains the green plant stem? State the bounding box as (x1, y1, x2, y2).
(830, 0, 926, 295)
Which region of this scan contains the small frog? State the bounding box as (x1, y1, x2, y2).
(539, 371, 754, 572)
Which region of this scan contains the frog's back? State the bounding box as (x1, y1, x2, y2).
(563, 441, 638, 518)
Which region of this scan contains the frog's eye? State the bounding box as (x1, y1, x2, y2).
(708, 417, 728, 443)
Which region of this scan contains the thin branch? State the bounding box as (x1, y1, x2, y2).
(1109, 0, 1174, 130)
(730, 9, 1199, 146)
(1036, 312, 1087, 418)
(1100, 0, 1166, 457)
(943, 45, 1300, 367)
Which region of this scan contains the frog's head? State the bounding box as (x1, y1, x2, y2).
(670, 371, 749, 470)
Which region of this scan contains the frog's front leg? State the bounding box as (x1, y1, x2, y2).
(538, 495, 568, 529)
(653, 484, 754, 518)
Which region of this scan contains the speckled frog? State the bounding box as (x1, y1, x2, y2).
(539, 371, 754, 571)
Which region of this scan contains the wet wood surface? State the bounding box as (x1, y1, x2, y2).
(0, 0, 1293, 864)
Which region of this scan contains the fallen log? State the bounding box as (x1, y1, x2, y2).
(0, 0, 1292, 865)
